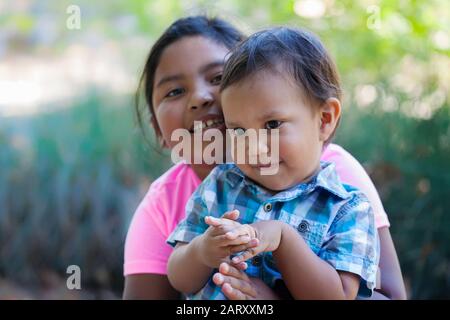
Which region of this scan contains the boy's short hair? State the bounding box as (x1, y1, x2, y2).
(220, 27, 342, 144)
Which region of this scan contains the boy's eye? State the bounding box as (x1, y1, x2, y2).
(233, 128, 246, 136)
(211, 74, 222, 86)
(265, 120, 282, 130)
(165, 88, 185, 98)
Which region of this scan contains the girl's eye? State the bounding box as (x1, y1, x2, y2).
(165, 88, 185, 98)
(211, 74, 222, 86)
(233, 128, 246, 136)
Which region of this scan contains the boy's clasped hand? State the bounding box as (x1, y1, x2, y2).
(201, 209, 284, 268)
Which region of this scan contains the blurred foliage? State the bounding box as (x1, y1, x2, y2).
(0, 94, 170, 296)
(0, 0, 449, 298)
(336, 104, 450, 299)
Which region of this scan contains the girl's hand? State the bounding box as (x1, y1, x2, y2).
(197, 210, 258, 268)
(212, 262, 280, 300)
(230, 220, 284, 264)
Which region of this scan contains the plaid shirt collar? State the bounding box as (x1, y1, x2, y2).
(224, 161, 349, 202)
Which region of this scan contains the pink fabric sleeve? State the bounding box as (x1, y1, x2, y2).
(321, 144, 390, 229)
(123, 162, 200, 276)
(123, 188, 173, 276)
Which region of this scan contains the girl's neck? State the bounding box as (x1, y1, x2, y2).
(190, 163, 215, 181)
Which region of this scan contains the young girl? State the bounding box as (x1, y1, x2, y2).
(123, 16, 406, 300)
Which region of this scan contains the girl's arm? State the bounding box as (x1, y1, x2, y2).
(367, 227, 407, 300)
(322, 144, 406, 299)
(123, 187, 181, 299)
(123, 274, 180, 299)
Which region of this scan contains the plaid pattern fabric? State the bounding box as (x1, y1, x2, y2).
(167, 162, 379, 299)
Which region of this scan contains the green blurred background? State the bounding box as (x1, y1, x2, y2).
(0, 0, 448, 299)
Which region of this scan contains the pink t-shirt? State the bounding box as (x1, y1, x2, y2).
(124, 143, 389, 276)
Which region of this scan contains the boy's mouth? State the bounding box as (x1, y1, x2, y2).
(249, 161, 281, 169)
(189, 117, 225, 133)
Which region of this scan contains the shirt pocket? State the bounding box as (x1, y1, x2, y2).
(294, 219, 328, 254)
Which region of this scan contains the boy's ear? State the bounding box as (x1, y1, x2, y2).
(150, 115, 168, 148)
(319, 98, 341, 142)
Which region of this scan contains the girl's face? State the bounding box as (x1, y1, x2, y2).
(152, 36, 229, 179)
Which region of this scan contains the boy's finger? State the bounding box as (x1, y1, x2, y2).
(229, 238, 259, 254)
(204, 216, 224, 227)
(221, 209, 240, 221)
(221, 235, 251, 246)
(225, 224, 255, 240)
(231, 246, 260, 264)
(211, 223, 244, 238)
(205, 216, 239, 228)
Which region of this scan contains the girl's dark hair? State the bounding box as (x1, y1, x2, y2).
(220, 27, 342, 143)
(135, 16, 245, 139)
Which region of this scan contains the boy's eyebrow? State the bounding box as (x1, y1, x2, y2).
(155, 61, 224, 88)
(225, 110, 286, 128)
(257, 109, 286, 121)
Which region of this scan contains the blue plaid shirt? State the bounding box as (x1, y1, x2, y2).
(167, 162, 379, 299)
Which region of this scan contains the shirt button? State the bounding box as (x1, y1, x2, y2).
(252, 256, 262, 266)
(263, 202, 272, 212)
(297, 220, 310, 233)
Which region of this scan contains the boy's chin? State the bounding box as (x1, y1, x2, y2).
(260, 179, 295, 193)
(247, 172, 295, 193)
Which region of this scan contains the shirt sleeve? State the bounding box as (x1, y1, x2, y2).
(319, 192, 380, 297)
(166, 175, 217, 247)
(322, 144, 390, 229)
(123, 188, 174, 276)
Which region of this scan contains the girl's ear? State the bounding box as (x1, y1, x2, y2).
(150, 115, 168, 148)
(319, 98, 341, 142)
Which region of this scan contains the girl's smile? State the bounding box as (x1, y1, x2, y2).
(189, 114, 225, 134)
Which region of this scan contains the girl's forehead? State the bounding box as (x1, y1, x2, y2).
(156, 36, 229, 75)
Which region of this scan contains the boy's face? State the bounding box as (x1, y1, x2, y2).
(221, 70, 325, 191)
